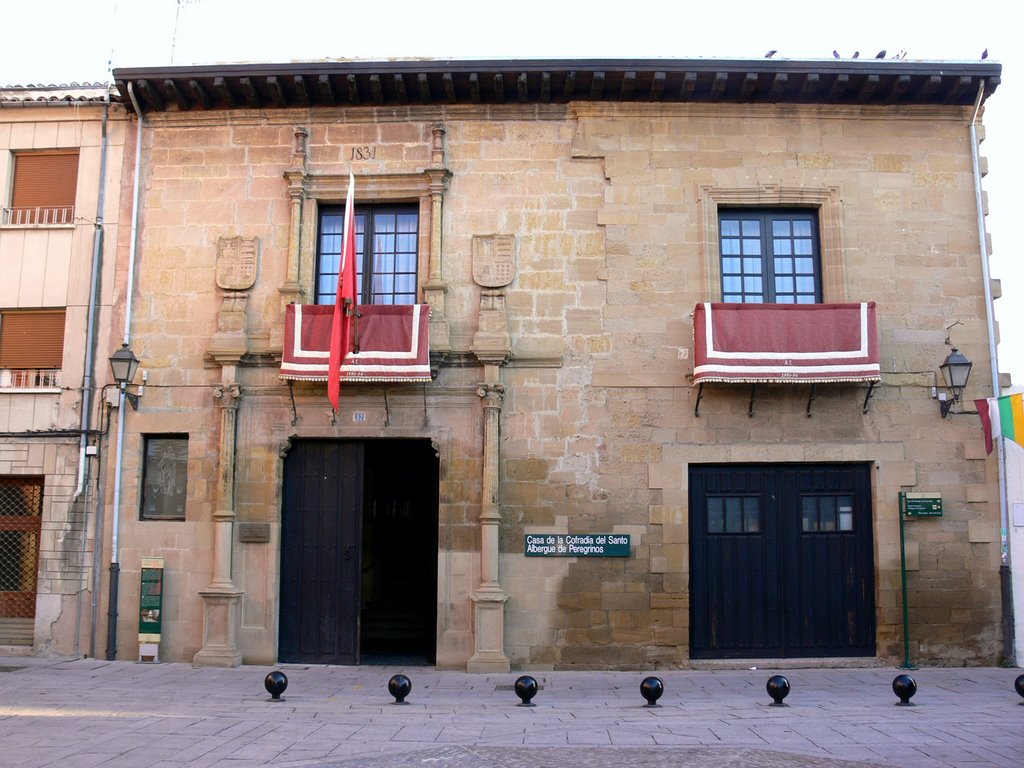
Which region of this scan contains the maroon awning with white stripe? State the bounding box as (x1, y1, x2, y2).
(280, 303, 431, 383)
(692, 302, 880, 384)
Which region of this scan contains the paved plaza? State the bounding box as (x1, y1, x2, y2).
(0, 655, 1022, 767)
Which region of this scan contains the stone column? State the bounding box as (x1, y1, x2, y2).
(422, 127, 451, 356)
(275, 127, 308, 350)
(467, 377, 511, 672)
(468, 264, 513, 671)
(194, 378, 244, 667)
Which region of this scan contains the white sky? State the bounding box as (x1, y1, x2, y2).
(3, 0, 1020, 391)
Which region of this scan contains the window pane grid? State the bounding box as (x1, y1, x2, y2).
(317, 206, 417, 306)
(802, 494, 854, 532)
(719, 210, 820, 303)
(707, 495, 761, 534)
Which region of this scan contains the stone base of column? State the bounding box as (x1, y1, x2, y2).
(193, 588, 244, 668)
(467, 588, 510, 673)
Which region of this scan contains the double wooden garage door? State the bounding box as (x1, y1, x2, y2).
(689, 463, 876, 659)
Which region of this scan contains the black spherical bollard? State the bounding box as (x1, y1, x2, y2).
(765, 674, 790, 706)
(388, 674, 412, 704)
(892, 673, 917, 706)
(514, 675, 538, 707)
(264, 670, 288, 701)
(1014, 674, 1024, 704)
(640, 676, 664, 707)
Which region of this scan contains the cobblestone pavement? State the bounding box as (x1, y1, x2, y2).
(0, 656, 1021, 768)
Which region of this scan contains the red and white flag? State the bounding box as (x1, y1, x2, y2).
(328, 173, 357, 412)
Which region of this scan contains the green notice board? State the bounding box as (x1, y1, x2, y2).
(138, 558, 164, 641)
(900, 492, 943, 517)
(525, 533, 631, 557)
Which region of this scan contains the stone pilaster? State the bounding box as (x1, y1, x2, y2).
(467, 378, 511, 673)
(193, 378, 244, 667)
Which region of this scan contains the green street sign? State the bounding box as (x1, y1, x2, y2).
(525, 533, 631, 557)
(901, 492, 943, 517)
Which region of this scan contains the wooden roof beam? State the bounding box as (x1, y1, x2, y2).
(444, 73, 456, 103)
(494, 73, 505, 103)
(394, 74, 408, 105)
(947, 75, 973, 103)
(417, 73, 431, 104)
(919, 74, 942, 100)
(136, 79, 164, 111)
(188, 79, 210, 109)
(468, 72, 480, 103)
(650, 71, 665, 100)
(857, 74, 879, 101)
(827, 73, 851, 101)
(517, 73, 528, 103)
(888, 74, 911, 101)
(369, 74, 383, 105)
(711, 72, 729, 99)
(267, 76, 286, 108)
(540, 72, 551, 102)
(590, 71, 605, 99)
(162, 78, 188, 110)
(563, 71, 576, 101)
(346, 74, 360, 105)
(797, 73, 819, 100)
(770, 72, 789, 99)
(292, 76, 309, 107)
(620, 71, 636, 100)
(739, 72, 758, 100)
(681, 71, 697, 99)
(318, 75, 335, 106)
(238, 76, 259, 107)
(213, 76, 235, 107)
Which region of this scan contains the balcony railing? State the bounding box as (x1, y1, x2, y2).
(0, 369, 62, 389)
(1, 206, 75, 226)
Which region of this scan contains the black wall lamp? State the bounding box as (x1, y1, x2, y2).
(939, 346, 972, 417)
(108, 343, 142, 410)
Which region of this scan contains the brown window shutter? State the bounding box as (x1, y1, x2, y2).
(10, 151, 79, 223)
(0, 310, 66, 369)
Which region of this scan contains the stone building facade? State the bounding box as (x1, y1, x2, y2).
(92, 58, 1007, 669)
(0, 84, 128, 655)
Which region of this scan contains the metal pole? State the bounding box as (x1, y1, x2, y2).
(898, 493, 917, 670)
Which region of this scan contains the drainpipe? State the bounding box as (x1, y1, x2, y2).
(969, 80, 1014, 665)
(73, 86, 111, 657)
(105, 82, 144, 660)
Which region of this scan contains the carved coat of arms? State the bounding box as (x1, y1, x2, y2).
(472, 235, 515, 289)
(216, 236, 258, 290)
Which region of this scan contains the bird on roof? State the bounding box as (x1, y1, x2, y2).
(981, 48, 988, 59)
(875, 50, 887, 58)
(833, 50, 840, 58)
(765, 50, 777, 58)
(852, 51, 860, 59)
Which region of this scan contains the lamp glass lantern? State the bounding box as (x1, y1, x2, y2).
(109, 343, 141, 409)
(939, 347, 972, 417)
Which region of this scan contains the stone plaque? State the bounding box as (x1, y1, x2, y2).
(216, 236, 258, 290)
(472, 234, 515, 288)
(238, 522, 271, 543)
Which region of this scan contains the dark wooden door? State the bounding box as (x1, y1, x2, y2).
(279, 440, 363, 664)
(689, 463, 874, 659)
